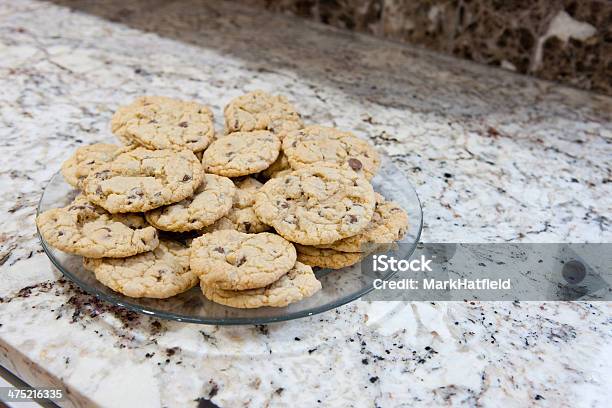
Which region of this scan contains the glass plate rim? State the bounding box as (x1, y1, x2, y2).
(36, 167, 423, 325)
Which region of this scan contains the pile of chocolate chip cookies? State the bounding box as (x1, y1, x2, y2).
(36, 91, 408, 309)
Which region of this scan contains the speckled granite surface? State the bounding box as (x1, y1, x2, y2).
(0, 0, 611, 407)
(249, 0, 612, 95)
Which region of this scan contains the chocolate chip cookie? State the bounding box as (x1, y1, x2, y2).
(191, 230, 297, 290)
(295, 244, 364, 269)
(316, 193, 408, 252)
(201, 261, 321, 308)
(224, 90, 302, 139)
(202, 131, 281, 177)
(254, 166, 376, 245)
(82, 147, 204, 213)
(283, 125, 380, 180)
(61, 143, 120, 188)
(37, 195, 159, 258)
(145, 174, 236, 232)
(84, 239, 197, 298)
(262, 152, 291, 179)
(111, 96, 215, 152)
(202, 177, 270, 233)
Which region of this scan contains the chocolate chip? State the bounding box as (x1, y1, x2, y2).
(149, 119, 158, 124)
(178, 121, 188, 128)
(348, 215, 358, 223)
(95, 170, 111, 179)
(348, 158, 362, 171)
(128, 187, 144, 199)
(96, 186, 103, 195)
(280, 202, 289, 209)
(236, 257, 246, 267)
(291, 141, 297, 148)
(243, 222, 252, 232)
(213, 247, 224, 253)
(57, 231, 64, 236)
(182, 175, 191, 182)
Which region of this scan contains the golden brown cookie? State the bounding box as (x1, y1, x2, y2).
(202, 131, 280, 177)
(84, 239, 196, 298)
(295, 244, 364, 269)
(201, 262, 321, 308)
(61, 144, 120, 188)
(283, 125, 380, 180)
(37, 195, 159, 258)
(228, 178, 270, 231)
(200, 177, 271, 234)
(261, 152, 291, 179)
(254, 166, 376, 245)
(316, 193, 408, 252)
(111, 96, 215, 152)
(82, 147, 204, 213)
(224, 90, 302, 139)
(190, 230, 296, 290)
(145, 174, 236, 232)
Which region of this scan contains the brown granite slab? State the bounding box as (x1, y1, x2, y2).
(249, 0, 612, 95)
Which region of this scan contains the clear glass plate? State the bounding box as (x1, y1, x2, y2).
(37, 158, 422, 325)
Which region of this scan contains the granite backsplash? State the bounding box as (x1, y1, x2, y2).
(246, 0, 611, 95)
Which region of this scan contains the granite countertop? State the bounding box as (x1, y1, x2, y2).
(0, 1, 611, 407)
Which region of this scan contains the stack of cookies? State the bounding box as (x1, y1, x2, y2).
(36, 91, 408, 309)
